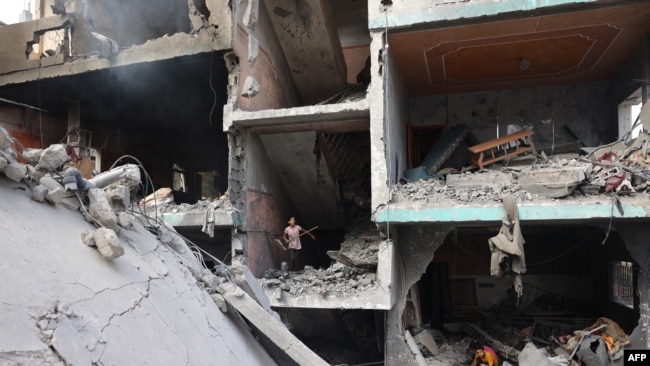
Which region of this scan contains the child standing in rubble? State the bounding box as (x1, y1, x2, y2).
(283, 217, 316, 272)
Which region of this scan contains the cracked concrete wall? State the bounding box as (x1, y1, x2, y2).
(410, 82, 613, 149)
(233, 0, 300, 111)
(384, 225, 451, 366)
(0, 178, 277, 365)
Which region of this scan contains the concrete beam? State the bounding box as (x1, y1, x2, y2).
(226, 99, 369, 132)
(0, 30, 231, 87)
(220, 283, 329, 366)
(374, 198, 649, 224)
(161, 210, 240, 228)
(264, 286, 391, 310)
(263, 0, 347, 104)
(369, 0, 599, 30)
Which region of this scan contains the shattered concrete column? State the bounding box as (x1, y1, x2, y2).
(243, 0, 259, 65)
(385, 225, 451, 366)
(369, 30, 390, 211)
(615, 224, 650, 350)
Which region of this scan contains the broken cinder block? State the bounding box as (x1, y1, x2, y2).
(22, 148, 43, 165)
(4, 162, 27, 182)
(46, 187, 66, 204)
(210, 293, 228, 313)
(117, 212, 132, 229)
(36, 144, 68, 171)
(88, 188, 118, 230)
(82, 228, 125, 260)
(32, 184, 48, 202)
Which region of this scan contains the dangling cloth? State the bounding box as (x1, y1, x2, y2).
(488, 195, 527, 297)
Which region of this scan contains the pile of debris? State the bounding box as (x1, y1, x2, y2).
(410, 316, 632, 366)
(328, 218, 382, 266)
(261, 264, 378, 298)
(0, 127, 146, 260)
(396, 132, 650, 204)
(260, 219, 384, 297)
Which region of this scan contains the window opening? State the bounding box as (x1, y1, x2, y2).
(610, 260, 634, 309)
(618, 88, 642, 140)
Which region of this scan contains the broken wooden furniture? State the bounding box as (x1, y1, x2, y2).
(468, 130, 536, 170)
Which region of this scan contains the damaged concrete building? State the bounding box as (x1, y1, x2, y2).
(2, 0, 650, 365)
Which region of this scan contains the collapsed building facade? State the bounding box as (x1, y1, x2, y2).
(2, 0, 650, 365)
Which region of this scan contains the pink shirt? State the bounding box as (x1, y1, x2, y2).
(284, 225, 302, 249)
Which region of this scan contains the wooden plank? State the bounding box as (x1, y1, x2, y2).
(404, 330, 428, 366)
(468, 130, 533, 153)
(220, 284, 329, 366)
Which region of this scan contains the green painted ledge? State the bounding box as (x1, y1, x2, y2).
(161, 210, 242, 228)
(375, 202, 648, 223)
(369, 0, 596, 30)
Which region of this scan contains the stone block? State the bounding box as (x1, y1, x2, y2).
(446, 171, 512, 190)
(36, 144, 68, 171)
(0, 127, 11, 150)
(104, 184, 130, 212)
(88, 188, 118, 230)
(39, 175, 65, 190)
(46, 187, 66, 204)
(117, 212, 132, 228)
(4, 162, 27, 182)
(92, 228, 124, 259)
(202, 274, 220, 290)
(210, 293, 228, 313)
(22, 148, 43, 165)
(60, 196, 81, 210)
(518, 166, 589, 198)
(32, 184, 48, 202)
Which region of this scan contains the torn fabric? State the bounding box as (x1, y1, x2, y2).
(201, 200, 223, 238)
(488, 195, 526, 297)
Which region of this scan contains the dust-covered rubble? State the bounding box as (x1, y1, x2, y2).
(260, 220, 384, 297)
(394, 158, 650, 205)
(261, 264, 378, 297)
(396, 133, 650, 205)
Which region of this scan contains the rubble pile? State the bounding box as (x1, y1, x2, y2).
(0, 127, 146, 260)
(425, 336, 473, 366)
(259, 218, 384, 297)
(0, 137, 280, 365)
(395, 134, 650, 205)
(337, 219, 382, 263)
(261, 264, 378, 298)
(419, 316, 632, 366)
